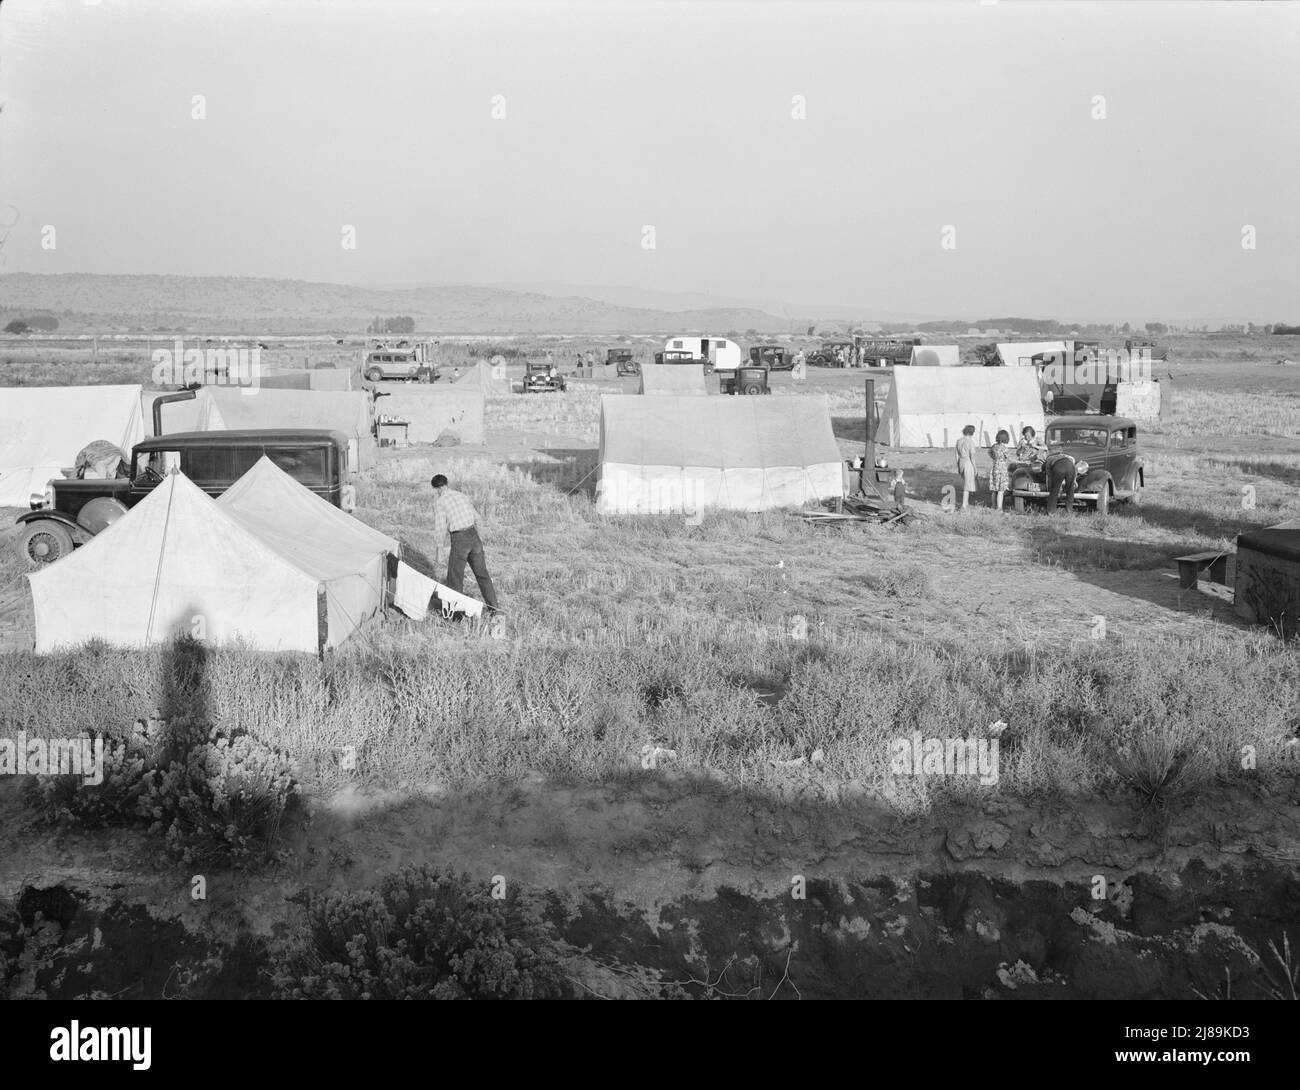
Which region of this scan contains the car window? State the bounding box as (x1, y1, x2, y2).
(1048, 427, 1108, 447)
(183, 448, 234, 482)
(137, 450, 181, 478)
(267, 447, 329, 486)
(1111, 430, 1128, 448)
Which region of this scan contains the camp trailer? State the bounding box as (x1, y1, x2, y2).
(661, 336, 743, 374)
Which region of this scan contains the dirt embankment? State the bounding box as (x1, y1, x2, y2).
(3, 775, 1298, 999)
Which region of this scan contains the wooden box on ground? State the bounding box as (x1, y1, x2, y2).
(1234, 518, 1300, 636)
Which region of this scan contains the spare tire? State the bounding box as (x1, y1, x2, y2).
(76, 497, 129, 535)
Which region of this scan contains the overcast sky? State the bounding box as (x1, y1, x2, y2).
(1, 0, 1296, 323)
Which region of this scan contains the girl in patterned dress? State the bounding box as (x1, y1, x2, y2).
(988, 429, 1011, 510)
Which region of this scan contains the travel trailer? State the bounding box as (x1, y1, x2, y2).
(661, 336, 742, 373)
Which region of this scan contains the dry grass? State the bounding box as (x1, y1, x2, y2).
(1, 335, 1299, 815)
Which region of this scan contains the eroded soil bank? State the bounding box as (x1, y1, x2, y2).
(2, 776, 1298, 999)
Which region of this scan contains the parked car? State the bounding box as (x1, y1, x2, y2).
(363, 349, 438, 383)
(748, 345, 793, 371)
(607, 349, 639, 375)
(523, 360, 566, 393)
(16, 429, 355, 566)
(654, 350, 708, 372)
(719, 367, 771, 395)
(808, 341, 854, 367)
(1008, 415, 1145, 515)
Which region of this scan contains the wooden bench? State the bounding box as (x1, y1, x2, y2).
(1175, 550, 1229, 590)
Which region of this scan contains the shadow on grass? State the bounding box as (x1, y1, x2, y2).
(504, 448, 600, 499)
(1124, 500, 1276, 543)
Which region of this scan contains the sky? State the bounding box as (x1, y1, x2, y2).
(0, 0, 1296, 324)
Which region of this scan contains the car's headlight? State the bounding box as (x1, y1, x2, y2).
(1075, 460, 1089, 475)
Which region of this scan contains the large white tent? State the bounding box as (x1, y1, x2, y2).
(27, 465, 397, 654)
(596, 394, 842, 514)
(883, 368, 1046, 448)
(0, 385, 145, 507)
(637, 364, 708, 396)
(996, 341, 1068, 368)
(907, 345, 961, 367)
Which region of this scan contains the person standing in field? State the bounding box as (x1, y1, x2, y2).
(430, 474, 500, 615)
(988, 429, 1011, 511)
(955, 424, 978, 509)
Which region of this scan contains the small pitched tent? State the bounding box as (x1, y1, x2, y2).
(453, 362, 511, 398)
(996, 341, 1068, 368)
(372, 384, 486, 444)
(27, 467, 396, 653)
(218, 457, 399, 642)
(883, 368, 1046, 448)
(0, 385, 145, 507)
(637, 364, 708, 396)
(596, 395, 842, 514)
(907, 345, 961, 367)
(1234, 518, 1300, 637)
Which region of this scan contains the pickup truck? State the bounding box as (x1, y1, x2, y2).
(16, 428, 355, 565)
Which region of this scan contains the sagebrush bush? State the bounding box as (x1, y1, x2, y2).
(20, 710, 300, 868)
(139, 722, 301, 868)
(271, 866, 571, 999)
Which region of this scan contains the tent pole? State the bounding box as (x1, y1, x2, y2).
(865, 377, 876, 479)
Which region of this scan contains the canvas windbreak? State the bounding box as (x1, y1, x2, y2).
(884, 368, 1046, 448)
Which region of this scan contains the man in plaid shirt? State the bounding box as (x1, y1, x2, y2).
(430, 475, 500, 614)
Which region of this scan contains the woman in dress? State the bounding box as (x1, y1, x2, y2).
(988, 429, 1011, 511)
(955, 424, 978, 509)
(1017, 425, 1048, 465)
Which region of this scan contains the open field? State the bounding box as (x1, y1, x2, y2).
(2, 333, 1298, 999)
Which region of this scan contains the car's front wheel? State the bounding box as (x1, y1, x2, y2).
(18, 520, 75, 566)
(365, 368, 383, 382)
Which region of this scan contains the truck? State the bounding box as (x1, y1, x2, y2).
(16, 428, 355, 566)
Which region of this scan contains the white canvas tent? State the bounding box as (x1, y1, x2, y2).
(883, 368, 1046, 448)
(907, 345, 961, 367)
(996, 341, 1068, 368)
(596, 395, 842, 514)
(637, 364, 708, 396)
(0, 385, 145, 507)
(453, 361, 512, 398)
(27, 466, 397, 654)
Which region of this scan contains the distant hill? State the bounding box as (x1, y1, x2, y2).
(0, 273, 794, 335)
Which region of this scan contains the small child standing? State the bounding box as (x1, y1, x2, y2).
(988, 429, 1011, 511)
(891, 468, 909, 513)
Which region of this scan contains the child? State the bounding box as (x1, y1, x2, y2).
(891, 468, 910, 515)
(989, 429, 1011, 511)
